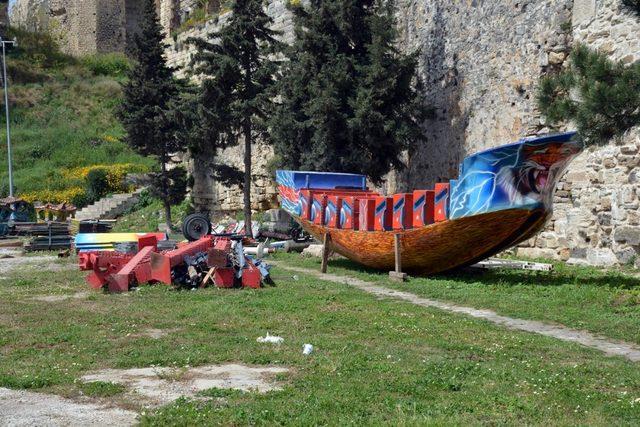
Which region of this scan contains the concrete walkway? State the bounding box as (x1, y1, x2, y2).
(276, 263, 640, 362)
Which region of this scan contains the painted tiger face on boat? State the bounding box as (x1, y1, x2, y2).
(449, 132, 583, 219)
(512, 140, 582, 196)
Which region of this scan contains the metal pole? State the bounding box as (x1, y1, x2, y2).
(2, 39, 13, 197)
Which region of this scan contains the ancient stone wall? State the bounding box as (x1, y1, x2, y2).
(8, 0, 142, 56)
(517, 0, 640, 266)
(392, 0, 574, 190)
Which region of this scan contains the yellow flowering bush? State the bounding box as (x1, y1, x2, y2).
(20, 187, 86, 205)
(64, 163, 149, 193)
(102, 134, 120, 144)
(19, 163, 150, 207)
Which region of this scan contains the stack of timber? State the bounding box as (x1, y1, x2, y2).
(21, 222, 74, 252)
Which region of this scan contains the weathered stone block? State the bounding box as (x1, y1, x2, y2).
(615, 247, 637, 265)
(613, 226, 640, 245)
(585, 248, 618, 266)
(620, 145, 638, 155)
(516, 247, 558, 260)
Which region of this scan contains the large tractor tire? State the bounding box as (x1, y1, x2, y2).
(182, 213, 212, 241)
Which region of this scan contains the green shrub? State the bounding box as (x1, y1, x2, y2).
(85, 168, 110, 202)
(81, 53, 131, 77)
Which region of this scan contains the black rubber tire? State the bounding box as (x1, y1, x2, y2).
(182, 213, 212, 241)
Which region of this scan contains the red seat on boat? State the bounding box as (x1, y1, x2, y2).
(392, 193, 413, 230)
(374, 196, 393, 231)
(413, 190, 435, 227)
(434, 183, 450, 222)
(358, 199, 376, 231)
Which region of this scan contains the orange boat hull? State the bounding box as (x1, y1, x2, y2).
(297, 208, 549, 275)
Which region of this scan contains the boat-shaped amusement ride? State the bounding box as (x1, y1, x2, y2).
(276, 132, 582, 275)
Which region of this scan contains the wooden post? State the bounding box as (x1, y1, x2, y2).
(321, 233, 331, 274)
(389, 233, 407, 282)
(394, 233, 401, 273)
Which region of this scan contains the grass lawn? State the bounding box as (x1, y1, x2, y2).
(0, 255, 639, 424)
(272, 253, 640, 346)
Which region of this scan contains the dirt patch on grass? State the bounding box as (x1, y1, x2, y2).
(0, 249, 74, 275)
(133, 328, 178, 339)
(81, 364, 290, 407)
(31, 291, 91, 302)
(0, 387, 137, 426)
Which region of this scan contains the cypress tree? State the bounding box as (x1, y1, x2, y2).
(119, 0, 185, 229)
(189, 0, 282, 237)
(269, 0, 426, 183)
(538, 44, 640, 145)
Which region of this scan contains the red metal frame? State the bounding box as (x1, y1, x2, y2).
(150, 235, 214, 284)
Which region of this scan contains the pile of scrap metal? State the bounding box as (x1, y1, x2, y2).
(79, 234, 272, 293)
(256, 209, 311, 242)
(77, 220, 115, 234)
(181, 209, 313, 253)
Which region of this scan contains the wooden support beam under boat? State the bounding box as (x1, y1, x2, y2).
(321, 233, 331, 274)
(389, 233, 407, 282)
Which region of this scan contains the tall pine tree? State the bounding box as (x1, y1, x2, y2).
(188, 0, 282, 237)
(119, 0, 184, 229)
(269, 0, 425, 183)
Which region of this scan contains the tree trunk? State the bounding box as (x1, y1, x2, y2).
(161, 152, 173, 231)
(243, 120, 253, 238)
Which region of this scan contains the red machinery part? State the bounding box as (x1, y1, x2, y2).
(434, 183, 450, 222)
(241, 259, 262, 289)
(109, 245, 155, 293)
(137, 234, 158, 252)
(374, 196, 393, 231)
(392, 193, 413, 230)
(412, 190, 435, 227)
(241, 267, 262, 289)
(150, 235, 214, 284)
(358, 199, 376, 231)
(83, 251, 135, 289)
(214, 267, 235, 288)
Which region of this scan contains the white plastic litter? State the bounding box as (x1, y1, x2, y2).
(256, 333, 284, 344)
(302, 344, 314, 355)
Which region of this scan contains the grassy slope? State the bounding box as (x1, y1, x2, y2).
(0, 260, 638, 424)
(111, 195, 193, 233)
(273, 253, 640, 346)
(0, 28, 153, 198)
